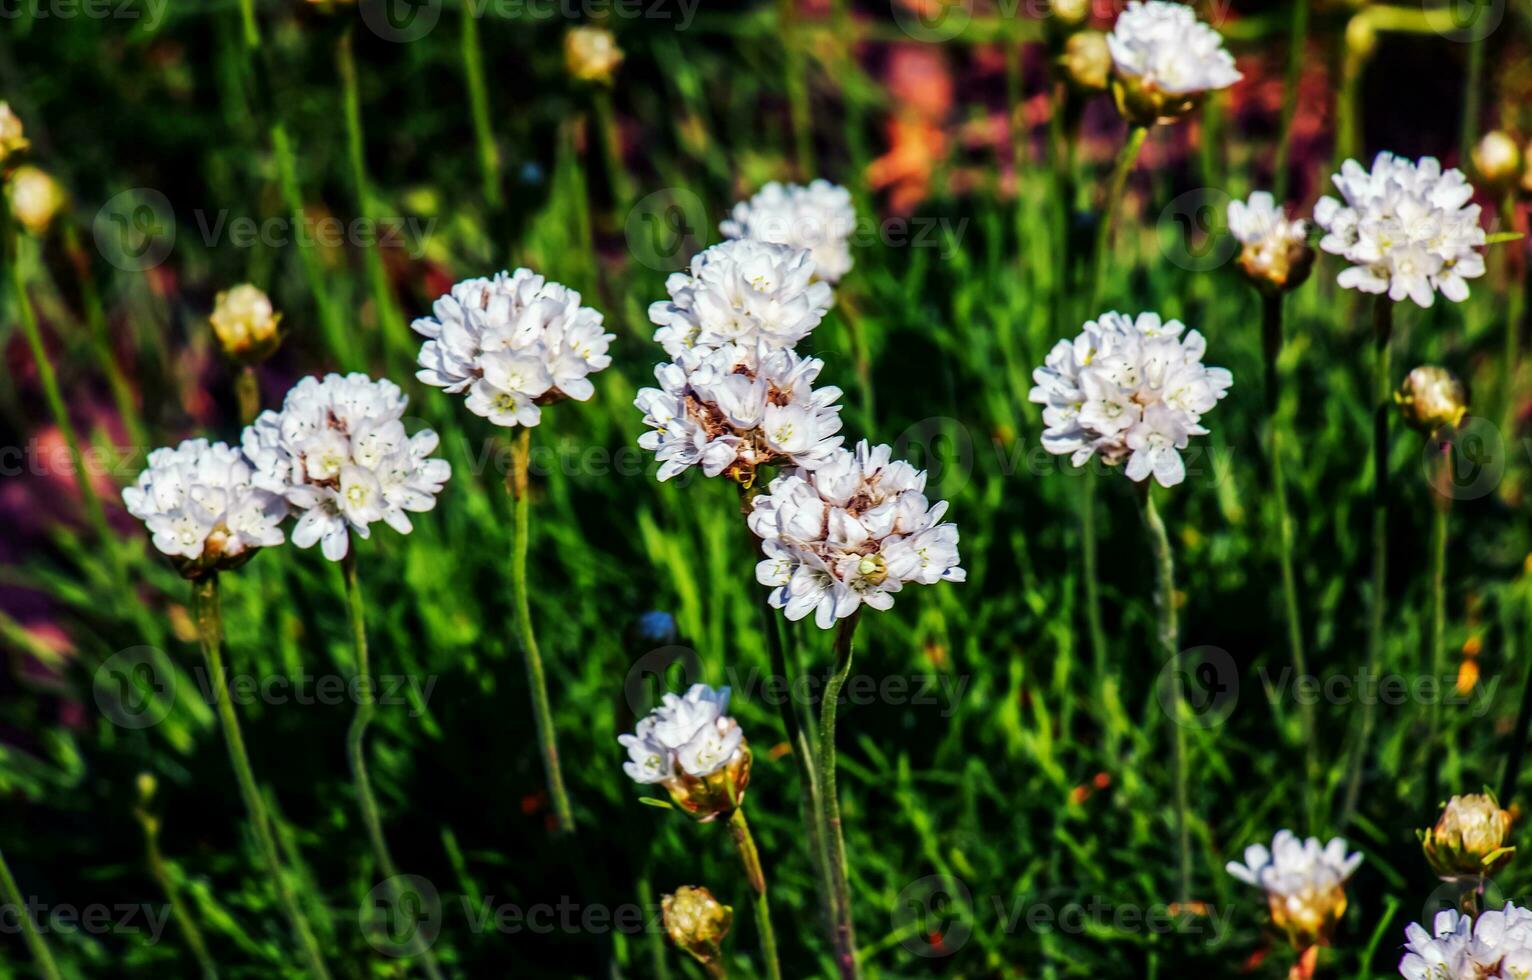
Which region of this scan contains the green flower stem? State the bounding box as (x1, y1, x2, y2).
(459, 4, 502, 211)
(837, 290, 876, 435)
(1499, 193, 1523, 436)
(819, 610, 862, 980)
(1499, 588, 1532, 804)
(1341, 294, 1393, 828)
(1272, 0, 1310, 200)
(339, 552, 447, 980)
(61, 221, 147, 451)
(193, 575, 331, 980)
(0, 845, 63, 980)
(592, 88, 633, 213)
(1261, 291, 1317, 830)
(1425, 463, 1450, 814)
(1087, 123, 1149, 312)
(508, 427, 577, 835)
(1141, 488, 1189, 905)
(135, 787, 219, 978)
(727, 807, 782, 980)
(235, 365, 260, 425)
(778, 0, 815, 179)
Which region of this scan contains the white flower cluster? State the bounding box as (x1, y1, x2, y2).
(1315, 153, 1487, 307)
(619, 684, 744, 784)
(719, 180, 857, 284)
(123, 439, 287, 566)
(1107, 0, 1241, 96)
(412, 269, 615, 428)
(1228, 191, 1309, 256)
(648, 238, 832, 359)
(748, 441, 965, 629)
(1400, 905, 1532, 979)
(636, 238, 845, 483)
(1226, 831, 1365, 900)
(243, 373, 451, 561)
(1029, 311, 1232, 487)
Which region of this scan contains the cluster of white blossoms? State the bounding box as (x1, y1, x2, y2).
(747, 441, 965, 629)
(412, 269, 615, 428)
(1314, 153, 1487, 307)
(1399, 905, 1532, 979)
(636, 237, 847, 483)
(719, 180, 857, 284)
(1029, 311, 1232, 488)
(648, 238, 833, 359)
(619, 684, 744, 785)
(1227, 191, 1314, 291)
(243, 373, 451, 561)
(1107, 1, 1241, 102)
(123, 439, 287, 572)
(1227, 831, 1365, 948)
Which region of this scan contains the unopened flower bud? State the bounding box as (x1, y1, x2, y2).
(662, 886, 732, 972)
(1051, 0, 1091, 29)
(1396, 365, 1468, 434)
(1475, 131, 1523, 189)
(136, 772, 157, 804)
(1059, 31, 1111, 92)
(1421, 792, 1515, 882)
(662, 736, 753, 823)
(210, 284, 283, 364)
(7, 165, 65, 235)
(564, 26, 623, 85)
(0, 102, 28, 165)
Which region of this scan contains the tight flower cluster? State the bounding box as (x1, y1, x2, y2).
(1315, 153, 1487, 307)
(1400, 905, 1532, 979)
(1227, 831, 1364, 949)
(636, 238, 844, 483)
(123, 439, 287, 574)
(619, 684, 751, 820)
(1029, 311, 1232, 487)
(1107, 0, 1240, 123)
(719, 180, 857, 284)
(748, 441, 966, 628)
(413, 269, 614, 428)
(1227, 191, 1314, 292)
(244, 374, 451, 561)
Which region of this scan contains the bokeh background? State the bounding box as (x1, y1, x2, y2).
(2, 0, 1531, 975)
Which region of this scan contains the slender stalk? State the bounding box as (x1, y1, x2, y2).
(727, 807, 782, 980)
(0, 845, 63, 980)
(1425, 460, 1450, 814)
(1500, 193, 1523, 436)
(459, 4, 502, 210)
(339, 553, 447, 980)
(1499, 585, 1532, 803)
(778, 0, 815, 178)
(507, 427, 576, 834)
(1087, 124, 1149, 312)
(1272, 0, 1310, 200)
(1458, 21, 1486, 176)
(135, 785, 219, 978)
(1261, 292, 1317, 830)
(62, 222, 147, 450)
(1141, 489, 1189, 905)
(235, 365, 260, 425)
(1341, 295, 1393, 827)
(819, 611, 862, 980)
(837, 291, 876, 434)
(591, 88, 633, 212)
(193, 575, 331, 980)
(1082, 468, 1109, 707)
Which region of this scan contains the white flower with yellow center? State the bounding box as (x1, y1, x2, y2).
(1399, 904, 1532, 979)
(1227, 830, 1363, 949)
(242, 373, 450, 561)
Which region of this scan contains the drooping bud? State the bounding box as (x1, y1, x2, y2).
(1396, 365, 1468, 434)
(7, 165, 65, 235)
(662, 886, 732, 974)
(1474, 131, 1523, 190)
(0, 102, 28, 165)
(1059, 31, 1111, 92)
(210, 284, 283, 364)
(1421, 792, 1515, 883)
(564, 26, 624, 85)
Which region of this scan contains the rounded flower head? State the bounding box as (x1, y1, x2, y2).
(662, 886, 732, 971)
(748, 441, 965, 629)
(1397, 365, 1468, 434)
(564, 25, 623, 84)
(618, 684, 751, 821)
(1029, 311, 1232, 488)
(412, 269, 614, 429)
(1107, 1, 1241, 125)
(124, 439, 287, 578)
(1314, 152, 1487, 307)
(1421, 792, 1515, 883)
(1399, 904, 1532, 979)
(242, 373, 451, 561)
(1475, 131, 1523, 190)
(0, 102, 28, 164)
(1226, 831, 1364, 950)
(648, 239, 833, 359)
(719, 180, 857, 284)
(635, 340, 845, 485)
(1227, 191, 1314, 293)
(210, 284, 282, 363)
(1060, 30, 1112, 93)
(7, 165, 65, 236)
